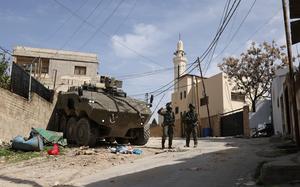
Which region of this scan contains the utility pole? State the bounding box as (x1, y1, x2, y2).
(197, 57, 212, 129)
(28, 64, 32, 101)
(53, 69, 57, 90)
(282, 0, 300, 146)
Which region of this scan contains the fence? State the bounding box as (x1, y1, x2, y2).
(10, 63, 54, 102)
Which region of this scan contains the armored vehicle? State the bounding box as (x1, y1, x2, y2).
(53, 76, 152, 147)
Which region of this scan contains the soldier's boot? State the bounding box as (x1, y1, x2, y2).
(185, 139, 190, 147)
(194, 139, 198, 148)
(162, 139, 165, 149)
(168, 138, 173, 149)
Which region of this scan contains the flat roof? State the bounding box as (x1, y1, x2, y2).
(13, 46, 98, 63)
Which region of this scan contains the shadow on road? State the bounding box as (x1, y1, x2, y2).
(0, 175, 43, 187)
(83, 138, 266, 187)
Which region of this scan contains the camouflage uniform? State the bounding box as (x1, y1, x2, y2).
(158, 106, 175, 149)
(185, 105, 198, 147)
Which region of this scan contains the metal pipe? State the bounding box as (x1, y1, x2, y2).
(28, 64, 32, 101)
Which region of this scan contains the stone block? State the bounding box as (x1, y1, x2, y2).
(260, 160, 300, 185)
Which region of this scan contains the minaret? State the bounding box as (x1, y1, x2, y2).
(173, 36, 187, 91)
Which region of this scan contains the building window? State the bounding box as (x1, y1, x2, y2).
(175, 107, 179, 114)
(74, 66, 86, 75)
(200, 96, 209, 106)
(231, 92, 245, 102)
(184, 91, 186, 98)
(180, 92, 182, 100)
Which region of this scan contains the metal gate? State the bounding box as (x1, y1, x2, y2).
(220, 110, 244, 136)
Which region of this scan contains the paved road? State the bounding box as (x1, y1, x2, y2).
(70, 137, 268, 187)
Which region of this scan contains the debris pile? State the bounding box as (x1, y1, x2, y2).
(109, 145, 143, 155)
(11, 128, 67, 153)
(75, 146, 98, 155)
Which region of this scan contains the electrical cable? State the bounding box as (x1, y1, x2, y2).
(129, 0, 242, 99)
(0, 46, 13, 56)
(53, 0, 163, 68)
(60, 0, 105, 49)
(207, 6, 281, 76)
(43, 0, 89, 43)
(78, 0, 125, 49)
(204, 0, 257, 74)
(113, 0, 138, 35)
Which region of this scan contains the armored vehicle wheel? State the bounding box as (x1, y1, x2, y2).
(75, 118, 96, 147)
(129, 126, 150, 145)
(66, 117, 78, 143)
(115, 138, 129, 145)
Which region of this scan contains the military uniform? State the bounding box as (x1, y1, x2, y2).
(158, 105, 175, 149)
(184, 104, 198, 147)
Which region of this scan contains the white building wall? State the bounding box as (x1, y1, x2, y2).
(222, 73, 245, 113)
(198, 73, 224, 117)
(271, 68, 288, 135)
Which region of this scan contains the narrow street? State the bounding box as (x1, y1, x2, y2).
(70, 137, 267, 187)
(0, 136, 290, 187)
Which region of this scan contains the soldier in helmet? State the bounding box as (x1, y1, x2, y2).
(158, 102, 175, 149)
(184, 103, 198, 147)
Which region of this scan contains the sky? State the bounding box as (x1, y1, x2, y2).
(0, 0, 297, 116)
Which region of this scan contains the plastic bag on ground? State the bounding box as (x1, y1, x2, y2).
(47, 144, 59, 155)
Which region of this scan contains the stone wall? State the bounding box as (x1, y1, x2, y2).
(199, 115, 221, 137)
(0, 88, 55, 142)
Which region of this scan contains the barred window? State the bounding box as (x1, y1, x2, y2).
(231, 92, 245, 102)
(74, 66, 86, 75)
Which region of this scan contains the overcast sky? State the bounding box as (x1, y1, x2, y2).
(1, 0, 297, 115)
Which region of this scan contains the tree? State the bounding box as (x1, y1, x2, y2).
(0, 52, 10, 89)
(218, 41, 292, 112)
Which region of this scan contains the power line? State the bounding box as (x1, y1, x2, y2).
(134, 0, 242, 98)
(60, 0, 105, 49)
(43, 0, 89, 43)
(52, 0, 163, 68)
(204, 0, 257, 74)
(78, 0, 125, 49)
(113, 0, 138, 35)
(0, 46, 13, 56)
(201, 0, 243, 74)
(208, 7, 281, 75)
(116, 62, 197, 80)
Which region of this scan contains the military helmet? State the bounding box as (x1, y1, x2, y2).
(166, 102, 172, 110)
(189, 103, 195, 109)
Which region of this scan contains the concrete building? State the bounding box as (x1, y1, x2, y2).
(271, 68, 289, 135)
(271, 66, 300, 144)
(170, 39, 246, 137)
(13, 46, 99, 92)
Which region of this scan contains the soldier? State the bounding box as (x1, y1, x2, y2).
(158, 102, 175, 149)
(184, 103, 198, 147)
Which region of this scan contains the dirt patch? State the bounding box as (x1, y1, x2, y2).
(0, 142, 163, 187)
